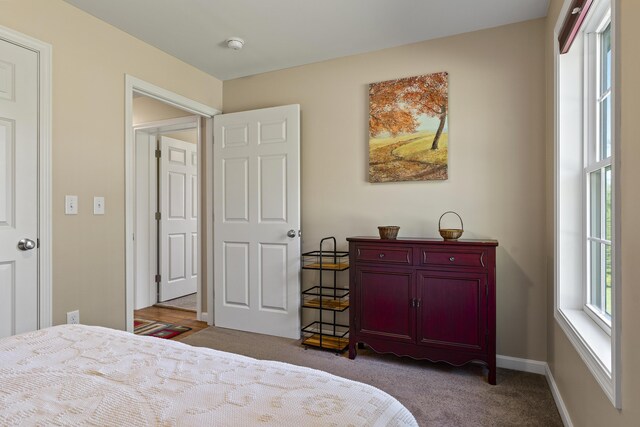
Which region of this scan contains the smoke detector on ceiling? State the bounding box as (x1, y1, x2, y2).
(226, 37, 244, 51)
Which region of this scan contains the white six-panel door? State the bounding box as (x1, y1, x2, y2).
(0, 39, 38, 338)
(159, 136, 198, 301)
(214, 105, 300, 339)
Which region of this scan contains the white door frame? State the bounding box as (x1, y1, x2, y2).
(125, 75, 220, 332)
(0, 25, 52, 330)
(133, 117, 199, 311)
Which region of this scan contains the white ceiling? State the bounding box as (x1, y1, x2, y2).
(63, 0, 549, 81)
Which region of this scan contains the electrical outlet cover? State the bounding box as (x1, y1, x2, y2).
(66, 310, 80, 325)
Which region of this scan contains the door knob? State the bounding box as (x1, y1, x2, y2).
(287, 229, 296, 238)
(18, 238, 36, 251)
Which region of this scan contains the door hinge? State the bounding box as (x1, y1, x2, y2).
(155, 274, 161, 283)
(155, 212, 161, 220)
(155, 149, 161, 158)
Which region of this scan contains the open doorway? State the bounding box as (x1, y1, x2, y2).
(133, 111, 198, 302)
(131, 97, 202, 339)
(125, 76, 220, 334)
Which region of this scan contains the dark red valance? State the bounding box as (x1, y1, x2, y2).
(558, 0, 594, 54)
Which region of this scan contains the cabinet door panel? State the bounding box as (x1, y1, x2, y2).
(417, 271, 487, 351)
(356, 267, 414, 343)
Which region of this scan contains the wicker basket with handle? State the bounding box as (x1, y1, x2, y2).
(438, 211, 464, 241)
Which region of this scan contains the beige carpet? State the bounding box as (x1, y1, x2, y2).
(155, 293, 196, 311)
(182, 326, 562, 427)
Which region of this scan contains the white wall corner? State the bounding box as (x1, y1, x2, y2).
(199, 312, 209, 323)
(496, 354, 547, 375)
(545, 364, 574, 427)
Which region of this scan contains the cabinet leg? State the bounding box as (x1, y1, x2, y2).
(349, 343, 357, 360)
(488, 361, 496, 385)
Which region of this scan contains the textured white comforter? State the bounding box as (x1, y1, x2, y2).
(0, 325, 417, 426)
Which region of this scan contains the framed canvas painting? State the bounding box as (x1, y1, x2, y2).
(369, 72, 449, 182)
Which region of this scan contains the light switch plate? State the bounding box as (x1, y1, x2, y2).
(65, 195, 78, 215)
(93, 196, 105, 215)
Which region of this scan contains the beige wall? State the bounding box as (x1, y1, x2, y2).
(545, 0, 640, 425)
(133, 96, 197, 143)
(133, 95, 193, 125)
(224, 19, 548, 360)
(0, 0, 222, 329)
(544, 0, 562, 416)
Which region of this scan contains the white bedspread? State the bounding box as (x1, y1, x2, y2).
(0, 325, 417, 426)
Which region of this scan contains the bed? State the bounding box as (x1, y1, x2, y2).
(0, 324, 417, 426)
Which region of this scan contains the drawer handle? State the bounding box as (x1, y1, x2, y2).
(379, 253, 385, 258)
(449, 256, 455, 262)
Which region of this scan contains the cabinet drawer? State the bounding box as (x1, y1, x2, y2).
(420, 248, 487, 269)
(355, 245, 413, 265)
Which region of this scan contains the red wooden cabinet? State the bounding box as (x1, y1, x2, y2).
(348, 237, 498, 384)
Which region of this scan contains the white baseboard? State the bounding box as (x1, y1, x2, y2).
(496, 355, 572, 427)
(545, 364, 573, 427)
(496, 354, 547, 375)
(199, 312, 209, 323)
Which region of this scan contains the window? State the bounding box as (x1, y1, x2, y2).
(555, 0, 620, 408)
(585, 20, 613, 330)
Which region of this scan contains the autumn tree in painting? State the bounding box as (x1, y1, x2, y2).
(403, 73, 448, 149)
(369, 72, 448, 150)
(368, 72, 449, 182)
(369, 79, 417, 137)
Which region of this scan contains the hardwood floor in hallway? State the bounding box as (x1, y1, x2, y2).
(134, 306, 208, 341)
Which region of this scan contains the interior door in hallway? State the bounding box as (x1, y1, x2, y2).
(0, 38, 39, 338)
(159, 136, 198, 302)
(214, 105, 300, 339)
